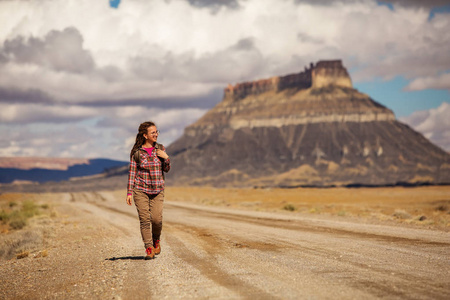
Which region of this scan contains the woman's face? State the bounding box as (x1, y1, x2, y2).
(144, 126, 159, 144)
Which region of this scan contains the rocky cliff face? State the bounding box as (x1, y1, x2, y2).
(166, 60, 450, 187)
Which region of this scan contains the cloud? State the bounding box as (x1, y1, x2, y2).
(294, 0, 450, 9)
(0, 0, 449, 159)
(97, 106, 207, 142)
(0, 86, 53, 104)
(400, 102, 450, 151)
(405, 73, 450, 91)
(294, 0, 361, 6)
(0, 124, 100, 158)
(336, 6, 450, 82)
(1, 27, 95, 73)
(0, 103, 98, 124)
(127, 37, 264, 83)
(381, 0, 450, 9)
(186, 0, 240, 11)
(0, 105, 208, 160)
(1, 0, 449, 103)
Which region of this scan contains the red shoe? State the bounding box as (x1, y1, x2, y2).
(153, 239, 161, 255)
(145, 247, 155, 260)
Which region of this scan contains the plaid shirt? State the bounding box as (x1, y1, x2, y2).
(127, 145, 171, 195)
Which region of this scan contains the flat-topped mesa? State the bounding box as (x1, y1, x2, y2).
(167, 58, 450, 187)
(224, 60, 352, 102)
(311, 60, 352, 89)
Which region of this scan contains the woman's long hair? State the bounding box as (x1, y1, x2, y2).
(130, 121, 156, 159)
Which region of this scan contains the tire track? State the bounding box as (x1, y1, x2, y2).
(166, 203, 450, 247)
(68, 193, 450, 299)
(164, 225, 277, 299)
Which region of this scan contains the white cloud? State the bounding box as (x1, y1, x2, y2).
(400, 102, 450, 151)
(0, 124, 100, 158)
(97, 106, 207, 150)
(0, 0, 448, 105)
(406, 73, 450, 91)
(0, 104, 207, 160)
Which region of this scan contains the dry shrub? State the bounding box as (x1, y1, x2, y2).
(0, 199, 44, 231)
(393, 209, 412, 219)
(283, 204, 296, 211)
(0, 230, 43, 260)
(16, 251, 29, 259)
(34, 249, 48, 258)
(9, 219, 27, 230)
(436, 205, 448, 212)
(414, 215, 427, 221)
(41, 249, 48, 257)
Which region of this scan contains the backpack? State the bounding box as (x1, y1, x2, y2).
(133, 143, 164, 164)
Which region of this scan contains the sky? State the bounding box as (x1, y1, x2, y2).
(0, 0, 449, 161)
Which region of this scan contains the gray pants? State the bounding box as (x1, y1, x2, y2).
(133, 190, 164, 249)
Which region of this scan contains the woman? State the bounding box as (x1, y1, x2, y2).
(126, 121, 171, 260)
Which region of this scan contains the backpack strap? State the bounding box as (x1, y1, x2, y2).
(133, 149, 141, 164)
(133, 144, 163, 164)
(154, 143, 166, 180)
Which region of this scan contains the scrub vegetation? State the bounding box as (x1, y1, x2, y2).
(0, 194, 49, 232)
(0, 193, 52, 260)
(165, 186, 450, 229)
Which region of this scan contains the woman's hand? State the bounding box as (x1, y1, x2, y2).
(156, 149, 169, 160)
(126, 194, 132, 206)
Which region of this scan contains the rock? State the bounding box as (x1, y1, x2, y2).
(166, 60, 450, 187)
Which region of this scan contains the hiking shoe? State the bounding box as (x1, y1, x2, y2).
(145, 247, 155, 260)
(153, 239, 161, 255)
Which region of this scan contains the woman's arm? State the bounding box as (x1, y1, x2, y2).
(126, 158, 137, 197)
(162, 157, 171, 173)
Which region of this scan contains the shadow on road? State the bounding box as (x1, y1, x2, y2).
(105, 256, 147, 261)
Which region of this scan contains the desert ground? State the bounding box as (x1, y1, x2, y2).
(0, 186, 449, 299)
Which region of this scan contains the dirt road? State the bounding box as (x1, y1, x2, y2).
(1, 191, 449, 299)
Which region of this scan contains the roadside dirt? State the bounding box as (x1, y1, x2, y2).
(0, 189, 449, 299)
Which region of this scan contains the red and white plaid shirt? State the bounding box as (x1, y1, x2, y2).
(127, 145, 171, 195)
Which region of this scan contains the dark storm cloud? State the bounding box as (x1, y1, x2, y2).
(0, 87, 54, 104)
(0, 27, 95, 74)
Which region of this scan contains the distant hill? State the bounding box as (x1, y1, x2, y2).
(0, 157, 91, 170)
(0, 157, 128, 184)
(166, 60, 450, 187)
